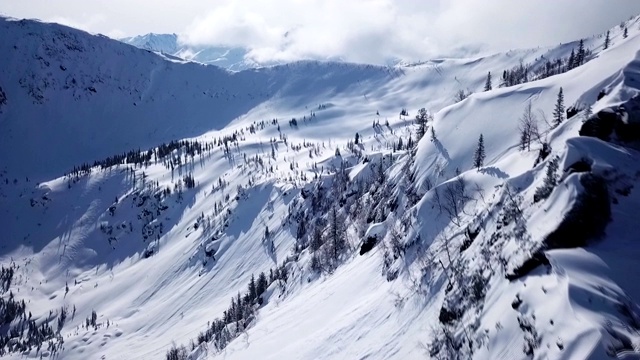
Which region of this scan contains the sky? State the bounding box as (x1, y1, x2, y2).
(2, 0, 640, 64)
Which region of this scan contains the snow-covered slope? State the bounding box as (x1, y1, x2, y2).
(0, 17, 398, 181)
(1, 14, 640, 360)
(0, 15, 606, 183)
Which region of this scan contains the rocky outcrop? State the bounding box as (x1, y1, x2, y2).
(580, 95, 640, 142)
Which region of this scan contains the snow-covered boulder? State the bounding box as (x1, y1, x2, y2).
(360, 222, 386, 255)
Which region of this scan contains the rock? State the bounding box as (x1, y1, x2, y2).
(579, 109, 617, 140)
(359, 236, 377, 255)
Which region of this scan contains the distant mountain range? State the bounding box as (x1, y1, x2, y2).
(119, 33, 259, 71)
(118, 33, 408, 70)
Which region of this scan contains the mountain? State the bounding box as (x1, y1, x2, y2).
(119, 33, 180, 54)
(1, 14, 640, 360)
(119, 33, 257, 71)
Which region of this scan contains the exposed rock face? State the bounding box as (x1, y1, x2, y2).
(579, 95, 640, 142)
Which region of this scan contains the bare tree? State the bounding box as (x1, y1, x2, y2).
(326, 206, 347, 263)
(454, 89, 471, 103)
(441, 177, 470, 227)
(518, 101, 539, 151)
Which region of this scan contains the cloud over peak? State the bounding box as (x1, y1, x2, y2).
(3, 0, 640, 64)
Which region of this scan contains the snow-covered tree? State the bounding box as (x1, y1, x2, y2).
(623, 27, 629, 39)
(166, 345, 189, 360)
(415, 108, 429, 140)
(454, 89, 470, 103)
(534, 156, 560, 202)
(552, 87, 565, 128)
(583, 102, 593, 122)
(326, 206, 347, 263)
(473, 134, 485, 169)
(604, 30, 611, 50)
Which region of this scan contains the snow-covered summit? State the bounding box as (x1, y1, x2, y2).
(119, 32, 256, 71)
(120, 33, 179, 54)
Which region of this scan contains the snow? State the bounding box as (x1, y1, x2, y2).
(1, 14, 640, 360)
(119, 33, 257, 71)
(364, 222, 386, 240)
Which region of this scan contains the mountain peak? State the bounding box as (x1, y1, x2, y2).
(120, 32, 179, 54)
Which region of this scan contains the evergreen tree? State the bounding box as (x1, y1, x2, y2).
(309, 221, 323, 251)
(576, 39, 585, 66)
(604, 30, 611, 49)
(235, 293, 242, 322)
(552, 87, 565, 128)
(248, 274, 257, 301)
(377, 157, 385, 184)
(296, 216, 306, 242)
(355, 132, 360, 145)
(415, 108, 429, 140)
(567, 49, 575, 70)
(484, 71, 492, 91)
(534, 156, 560, 202)
(623, 27, 628, 39)
(256, 272, 268, 297)
(473, 134, 485, 169)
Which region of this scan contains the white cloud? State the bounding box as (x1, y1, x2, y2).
(2, 0, 640, 64)
(180, 0, 433, 64)
(179, 0, 640, 64)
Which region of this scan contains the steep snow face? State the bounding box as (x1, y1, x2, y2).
(0, 18, 397, 181)
(405, 19, 640, 360)
(0, 18, 267, 181)
(1, 14, 640, 360)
